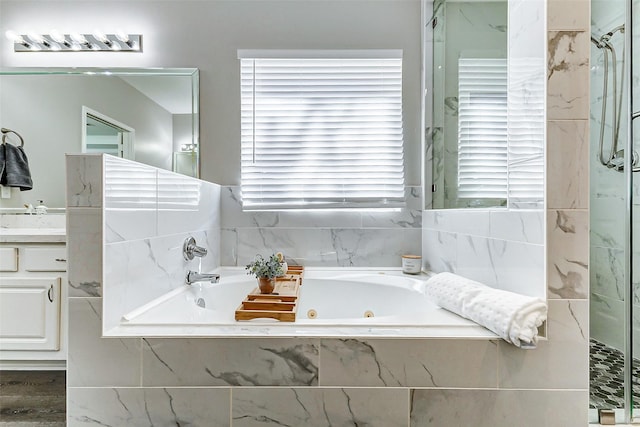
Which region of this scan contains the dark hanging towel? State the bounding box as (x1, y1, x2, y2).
(0, 143, 33, 191)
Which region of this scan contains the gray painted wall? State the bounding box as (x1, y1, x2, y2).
(0, 0, 423, 189)
(0, 74, 173, 208)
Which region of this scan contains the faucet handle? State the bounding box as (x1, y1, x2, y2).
(183, 237, 208, 261)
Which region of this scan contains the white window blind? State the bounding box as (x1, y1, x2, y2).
(457, 57, 508, 199)
(239, 50, 406, 210)
(104, 156, 200, 210)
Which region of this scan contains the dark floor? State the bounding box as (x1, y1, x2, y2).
(0, 371, 65, 426)
(590, 338, 640, 409)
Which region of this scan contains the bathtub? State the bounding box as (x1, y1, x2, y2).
(108, 268, 499, 339)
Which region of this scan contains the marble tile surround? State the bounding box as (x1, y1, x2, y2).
(422, 209, 545, 298)
(64, 0, 592, 424)
(547, 210, 589, 299)
(66, 154, 222, 333)
(548, 31, 590, 120)
(68, 387, 230, 426)
(221, 185, 423, 267)
(66, 154, 103, 208)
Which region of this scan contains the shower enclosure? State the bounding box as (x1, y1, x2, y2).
(589, 0, 638, 422)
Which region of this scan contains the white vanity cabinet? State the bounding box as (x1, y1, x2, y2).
(0, 277, 61, 350)
(0, 230, 67, 369)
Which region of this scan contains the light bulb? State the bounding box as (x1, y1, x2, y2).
(70, 33, 87, 44)
(27, 33, 45, 44)
(49, 29, 66, 43)
(92, 29, 108, 43)
(5, 30, 26, 44)
(71, 42, 82, 51)
(49, 41, 61, 51)
(110, 40, 122, 51)
(29, 44, 41, 51)
(115, 29, 129, 43)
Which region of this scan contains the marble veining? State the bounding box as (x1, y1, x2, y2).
(66, 155, 103, 208)
(548, 210, 588, 299)
(422, 210, 545, 297)
(104, 231, 213, 331)
(233, 388, 407, 427)
(320, 338, 498, 388)
(68, 281, 101, 298)
(68, 298, 141, 387)
(55, 1, 595, 425)
(547, 120, 589, 209)
(142, 339, 319, 386)
(96, 154, 221, 331)
(68, 387, 230, 426)
(67, 208, 103, 297)
(547, 31, 590, 120)
(234, 227, 421, 267)
(591, 246, 625, 301)
(410, 389, 587, 427)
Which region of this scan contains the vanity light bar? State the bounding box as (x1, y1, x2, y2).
(5, 31, 142, 52)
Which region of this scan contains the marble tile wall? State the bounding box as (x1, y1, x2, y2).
(417, 0, 590, 423)
(64, 1, 592, 425)
(99, 155, 221, 332)
(422, 209, 546, 298)
(220, 185, 423, 267)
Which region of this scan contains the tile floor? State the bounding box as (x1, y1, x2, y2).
(590, 338, 640, 409)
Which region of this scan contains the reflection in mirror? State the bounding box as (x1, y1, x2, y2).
(430, 0, 508, 209)
(83, 108, 135, 159)
(0, 68, 199, 210)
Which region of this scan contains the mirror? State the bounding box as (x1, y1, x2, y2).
(0, 68, 199, 210)
(429, 0, 508, 209)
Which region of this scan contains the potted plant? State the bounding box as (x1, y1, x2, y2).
(245, 254, 285, 294)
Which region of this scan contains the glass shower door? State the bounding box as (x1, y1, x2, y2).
(630, 0, 639, 421)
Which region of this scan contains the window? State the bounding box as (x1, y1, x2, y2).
(457, 57, 508, 199)
(239, 50, 405, 210)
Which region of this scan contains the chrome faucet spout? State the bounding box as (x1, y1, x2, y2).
(185, 270, 220, 285)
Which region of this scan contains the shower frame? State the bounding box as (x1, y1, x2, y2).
(624, 0, 635, 421)
(589, 0, 637, 423)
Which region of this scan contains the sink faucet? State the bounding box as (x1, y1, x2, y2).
(185, 270, 220, 285)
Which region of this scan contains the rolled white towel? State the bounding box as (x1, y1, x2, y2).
(425, 272, 547, 348)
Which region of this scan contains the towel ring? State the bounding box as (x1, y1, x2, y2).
(1, 128, 25, 147)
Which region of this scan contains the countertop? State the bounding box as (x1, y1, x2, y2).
(0, 228, 67, 243)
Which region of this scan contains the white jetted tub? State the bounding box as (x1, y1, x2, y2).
(108, 268, 499, 338)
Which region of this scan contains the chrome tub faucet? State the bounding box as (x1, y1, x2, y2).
(183, 236, 208, 261)
(185, 270, 220, 285)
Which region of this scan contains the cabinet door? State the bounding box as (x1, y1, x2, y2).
(21, 247, 67, 272)
(0, 248, 18, 272)
(0, 277, 61, 351)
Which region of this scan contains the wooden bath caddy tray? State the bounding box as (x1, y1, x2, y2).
(235, 266, 304, 322)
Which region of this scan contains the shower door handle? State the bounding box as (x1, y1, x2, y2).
(634, 112, 640, 171)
